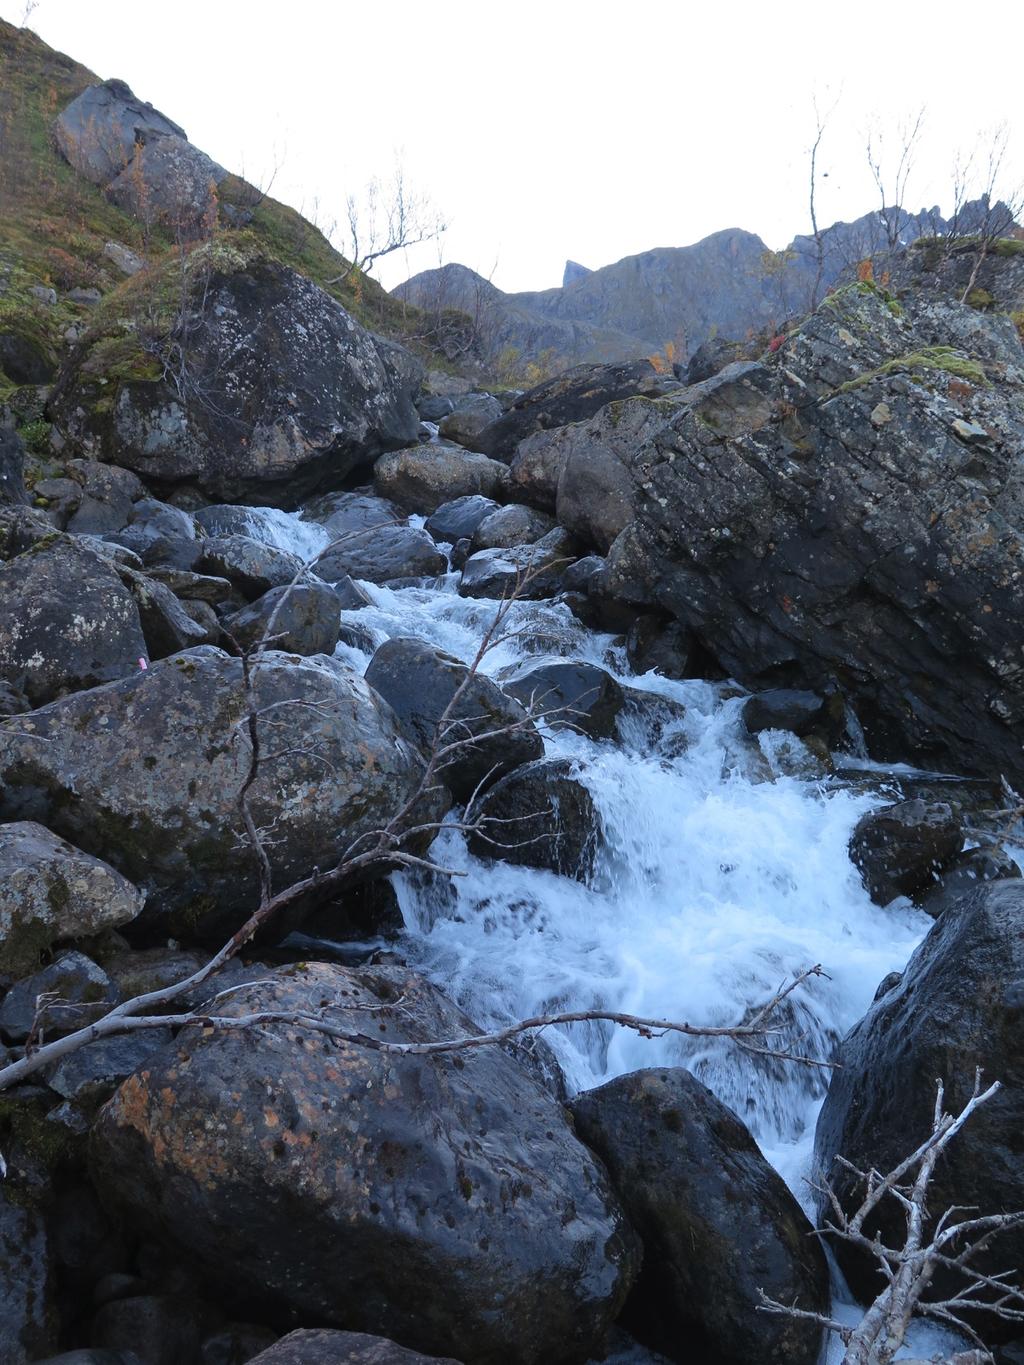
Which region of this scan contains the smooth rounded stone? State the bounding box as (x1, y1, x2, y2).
(467, 758, 599, 882)
(49, 1027, 176, 1110)
(470, 503, 557, 552)
(417, 395, 455, 423)
(195, 536, 305, 602)
(625, 615, 693, 681)
(742, 688, 844, 743)
(374, 443, 511, 513)
(0, 1190, 56, 1363)
(472, 360, 659, 461)
(53, 258, 421, 505)
(815, 881, 1024, 1318)
(0, 951, 116, 1042)
(571, 1068, 829, 1365)
(365, 637, 542, 803)
(916, 843, 1022, 918)
(0, 650, 437, 938)
(90, 964, 639, 1365)
(437, 393, 503, 448)
(201, 1324, 279, 1364)
(504, 662, 625, 740)
(247, 1329, 460, 1363)
(458, 528, 577, 601)
(424, 495, 499, 543)
(221, 583, 340, 657)
(0, 823, 144, 977)
(92, 1294, 205, 1365)
(849, 798, 964, 905)
(193, 505, 269, 539)
(559, 555, 605, 593)
(122, 499, 199, 568)
(0, 537, 147, 705)
(314, 524, 446, 586)
(300, 490, 405, 536)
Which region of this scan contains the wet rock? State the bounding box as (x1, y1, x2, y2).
(365, 637, 542, 802)
(0, 537, 147, 704)
(0, 650, 434, 937)
(424, 495, 499, 543)
(374, 443, 510, 513)
(473, 360, 659, 460)
(0, 951, 116, 1042)
(195, 536, 304, 601)
(0, 823, 144, 977)
(625, 615, 693, 680)
(92, 1294, 205, 1365)
(468, 758, 599, 881)
(0, 1190, 56, 1363)
(815, 881, 1024, 1321)
(52, 259, 420, 504)
(471, 503, 556, 551)
(505, 662, 624, 739)
(314, 524, 445, 585)
(458, 528, 577, 600)
(248, 1329, 461, 1363)
(221, 582, 340, 657)
(916, 843, 1022, 918)
(437, 393, 503, 448)
(200, 1323, 279, 1365)
(742, 688, 845, 744)
(90, 964, 639, 1365)
(49, 1028, 175, 1108)
(849, 799, 963, 904)
(300, 490, 404, 536)
(571, 1068, 829, 1365)
(417, 394, 455, 422)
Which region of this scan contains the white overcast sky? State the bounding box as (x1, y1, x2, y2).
(5, 0, 1021, 292)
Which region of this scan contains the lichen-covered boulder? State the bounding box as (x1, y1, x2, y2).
(470, 503, 556, 551)
(195, 535, 304, 601)
(571, 1068, 829, 1365)
(221, 582, 340, 657)
(437, 393, 503, 448)
(374, 443, 510, 513)
(90, 964, 639, 1365)
(0, 537, 147, 705)
(0, 650, 436, 938)
(314, 524, 446, 585)
(52, 258, 421, 505)
(0, 822, 144, 977)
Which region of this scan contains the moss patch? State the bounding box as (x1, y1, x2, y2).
(835, 346, 990, 394)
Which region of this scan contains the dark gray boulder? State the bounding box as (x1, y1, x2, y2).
(849, 799, 963, 904)
(814, 881, 1024, 1322)
(90, 964, 639, 1365)
(52, 259, 421, 505)
(0, 537, 147, 705)
(458, 528, 577, 601)
(221, 582, 340, 657)
(374, 443, 510, 513)
(473, 361, 660, 460)
(315, 523, 446, 585)
(624, 615, 693, 680)
(247, 1328, 462, 1364)
(505, 662, 625, 740)
(437, 393, 503, 448)
(195, 535, 304, 600)
(300, 490, 404, 536)
(0, 650, 435, 937)
(742, 688, 845, 744)
(468, 758, 599, 881)
(471, 503, 556, 551)
(916, 843, 1022, 917)
(108, 498, 198, 569)
(116, 565, 210, 658)
(91, 1294, 205, 1365)
(424, 495, 500, 543)
(571, 1068, 829, 1365)
(0, 420, 28, 505)
(365, 637, 542, 802)
(0, 1191, 56, 1363)
(53, 79, 187, 188)
(0, 950, 116, 1042)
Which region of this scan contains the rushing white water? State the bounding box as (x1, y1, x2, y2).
(238, 505, 964, 1362)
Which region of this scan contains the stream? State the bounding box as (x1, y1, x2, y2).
(244, 503, 967, 1363)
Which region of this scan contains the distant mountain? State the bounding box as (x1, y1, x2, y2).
(394, 200, 1010, 371)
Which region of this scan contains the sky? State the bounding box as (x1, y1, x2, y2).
(4, 0, 1021, 293)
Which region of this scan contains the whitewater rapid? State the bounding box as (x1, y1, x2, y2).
(243, 505, 962, 1363)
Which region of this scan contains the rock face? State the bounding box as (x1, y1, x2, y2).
(90, 964, 639, 1365)
(365, 638, 542, 802)
(0, 822, 144, 976)
(609, 283, 1024, 784)
(0, 650, 433, 936)
(472, 361, 660, 460)
(468, 758, 599, 881)
(849, 799, 963, 904)
(53, 258, 421, 505)
(571, 1068, 829, 1365)
(815, 881, 1024, 1317)
(374, 443, 510, 512)
(0, 537, 147, 704)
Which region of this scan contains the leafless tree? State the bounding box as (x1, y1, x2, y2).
(0, 537, 832, 1094)
(326, 160, 448, 287)
(866, 107, 927, 250)
(759, 1071, 1024, 1364)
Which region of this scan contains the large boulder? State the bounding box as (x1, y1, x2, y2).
(0, 650, 436, 937)
(473, 360, 660, 460)
(90, 963, 639, 1365)
(849, 798, 963, 905)
(0, 537, 147, 705)
(0, 822, 144, 977)
(0, 420, 27, 506)
(505, 662, 625, 740)
(221, 582, 340, 657)
(467, 758, 599, 881)
(248, 1330, 462, 1364)
(437, 393, 503, 448)
(374, 443, 510, 513)
(52, 258, 421, 505)
(471, 503, 556, 551)
(458, 528, 577, 600)
(195, 535, 304, 600)
(608, 285, 1024, 784)
(300, 490, 404, 536)
(0, 1192, 55, 1363)
(571, 1068, 829, 1365)
(814, 881, 1024, 1321)
(314, 523, 446, 585)
(424, 495, 499, 543)
(365, 638, 542, 802)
